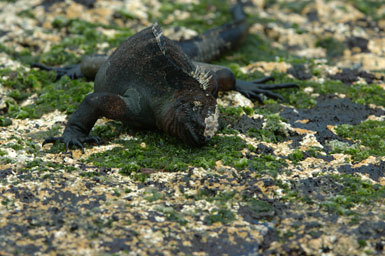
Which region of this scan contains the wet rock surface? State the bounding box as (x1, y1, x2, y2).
(281, 94, 385, 145)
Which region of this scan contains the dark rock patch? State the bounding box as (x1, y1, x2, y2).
(259, 227, 279, 253)
(40, 0, 95, 10)
(0, 224, 42, 254)
(42, 190, 87, 206)
(329, 68, 378, 84)
(281, 245, 307, 256)
(180, 229, 263, 256)
(346, 36, 369, 53)
(286, 132, 306, 149)
(337, 160, 385, 181)
(0, 168, 14, 179)
(40, 0, 65, 10)
(347, 18, 380, 31)
(287, 64, 312, 80)
(79, 197, 103, 209)
(0, 29, 8, 37)
(306, 10, 319, 22)
(280, 94, 385, 149)
(290, 176, 344, 201)
(232, 114, 263, 133)
(12, 244, 42, 255)
(231, 114, 303, 146)
(356, 221, 385, 240)
(15, 168, 34, 181)
(102, 237, 132, 253)
(239, 183, 263, 199)
(238, 199, 286, 223)
(7, 186, 38, 203)
(375, 242, 384, 253)
(254, 143, 274, 155)
(74, 0, 96, 8)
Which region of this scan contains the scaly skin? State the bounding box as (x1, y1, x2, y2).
(37, 1, 298, 151)
(178, 1, 249, 62)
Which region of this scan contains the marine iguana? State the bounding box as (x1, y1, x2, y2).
(34, 1, 297, 151)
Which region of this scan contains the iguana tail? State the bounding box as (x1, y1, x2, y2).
(178, 0, 248, 62)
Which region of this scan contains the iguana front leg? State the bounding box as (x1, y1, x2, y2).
(195, 62, 298, 103)
(32, 55, 108, 81)
(31, 63, 83, 81)
(43, 92, 129, 152)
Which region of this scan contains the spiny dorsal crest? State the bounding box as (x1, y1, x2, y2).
(152, 22, 166, 55)
(190, 66, 212, 91)
(151, 23, 212, 91)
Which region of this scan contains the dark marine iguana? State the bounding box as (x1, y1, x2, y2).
(34, 1, 297, 151)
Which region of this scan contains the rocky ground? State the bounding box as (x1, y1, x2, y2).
(0, 0, 385, 255)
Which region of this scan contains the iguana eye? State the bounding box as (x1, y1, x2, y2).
(192, 100, 202, 111)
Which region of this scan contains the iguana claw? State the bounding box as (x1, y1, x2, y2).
(31, 63, 83, 81)
(235, 76, 298, 103)
(43, 135, 101, 153)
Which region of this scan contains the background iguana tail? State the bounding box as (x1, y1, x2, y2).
(32, 1, 248, 81)
(178, 0, 249, 62)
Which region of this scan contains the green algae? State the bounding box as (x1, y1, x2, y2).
(214, 34, 293, 67)
(0, 117, 12, 127)
(277, 172, 385, 218)
(327, 140, 370, 163)
(87, 133, 247, 173)
(219, 105, 291, 143)
(156, 206, 188, 226)
(1, 68, 93, 119)
(191, 189, 237, 203)
(203, 208, 235, 225)
(82, 101, 289, 179)
(287, 149, 304, 164)
(315, 37, 345, 60)
(24, 159, 77, 173)
(348, 0, 385, 21)
(349, 83, 385, 107)
(158, 0, 232, 31)
(0, 43, 36, 65)
(321, 174, 385, 216)
(1, 135, 39, 158)
(144, 188, 165, 202)
(86, 129, 286, 178)
(244, 198, 275, 221)
(278, 1, 312, 13)
(268, 72, 385, 109)
(0, 157, 13, 166)
(250, 114, 289, 143)
(41, 18, 134, 66)
(158, 0, 294, 65)
(334, 120, 385, 161)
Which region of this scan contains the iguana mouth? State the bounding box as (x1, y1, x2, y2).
(182, 104, 219, 146)
(203, 106, 219, 139)
(159, 97, 218, 146)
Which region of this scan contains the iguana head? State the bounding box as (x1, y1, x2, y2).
(150, 23, 220, 145)
(159, 90, 219, 146)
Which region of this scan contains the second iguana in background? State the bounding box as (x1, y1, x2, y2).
(34, 0, 297, 152)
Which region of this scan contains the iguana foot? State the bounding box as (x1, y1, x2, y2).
(235, 76, 298, 103)
(31, 63, 83, 81)
(43, 133, 101, 153)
